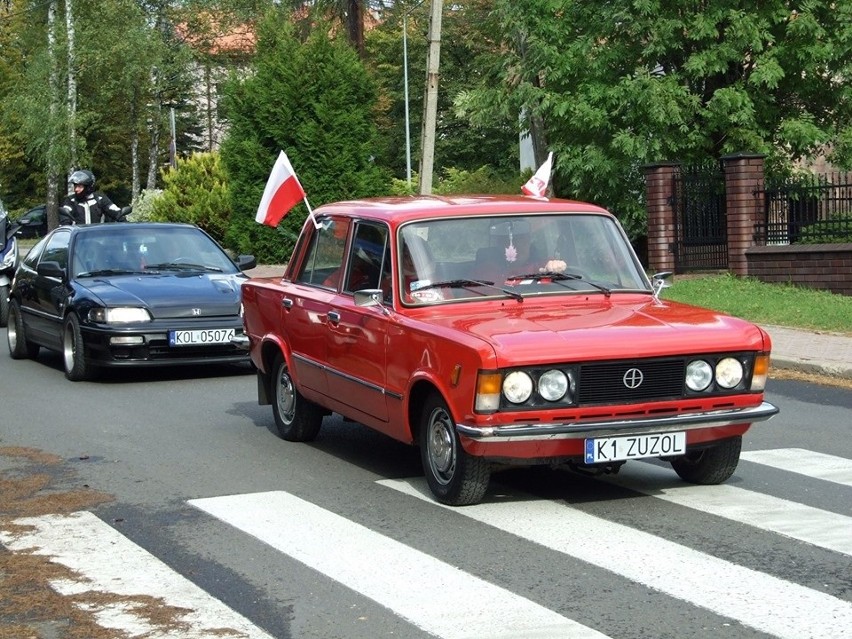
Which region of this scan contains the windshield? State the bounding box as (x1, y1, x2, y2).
(397, 213, 649, 305)
(71, 226, 238, 278)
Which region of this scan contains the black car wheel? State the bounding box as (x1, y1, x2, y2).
(7, 299, 39, 359)
(271, 353, 323, 441)
(670, 436, 742, 484)
(419, 393, 490, 506)
(0, 285, 9, 327)
(62, 314, 94, 381)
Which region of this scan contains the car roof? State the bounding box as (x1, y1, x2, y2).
(312, 195, 611, 225)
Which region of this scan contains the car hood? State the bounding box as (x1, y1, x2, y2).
(82, 273, 245, 319)
(429, 296, 770, 365)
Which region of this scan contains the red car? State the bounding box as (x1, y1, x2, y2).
(240, 196, 779, 505)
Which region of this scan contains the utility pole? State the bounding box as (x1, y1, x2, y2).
(418, 0, 442, 195)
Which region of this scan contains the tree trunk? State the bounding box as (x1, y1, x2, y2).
(66, 0, 77, 173)
(46, 0, 61, 231)
(146, 68, 161, 190)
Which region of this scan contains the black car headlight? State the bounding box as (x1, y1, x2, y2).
(88, 307, 152, 324)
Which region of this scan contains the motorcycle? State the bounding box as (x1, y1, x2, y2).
(1, 205, 20, 327)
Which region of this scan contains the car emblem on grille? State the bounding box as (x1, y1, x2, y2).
(192, 308, 201, 316)
(623, 368, 644, 389)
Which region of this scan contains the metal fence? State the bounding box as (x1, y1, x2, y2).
(758, 172, 852, 245)
(671, 162, 728, 271)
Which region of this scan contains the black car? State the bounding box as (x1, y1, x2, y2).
(15, 204, 48, 238)
(6, 222, 257, 381)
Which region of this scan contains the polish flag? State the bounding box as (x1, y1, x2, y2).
(255, 151, 306, 227)
(521, 151, 553, 198)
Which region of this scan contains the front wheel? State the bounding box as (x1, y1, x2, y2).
(62, 314, 94, 381)
(271, 353, 323, 441)
(419, 394, 490, 506)
(670, 436, 742, 484)
(0, 285, 9, 327)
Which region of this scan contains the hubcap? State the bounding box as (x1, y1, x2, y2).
(276, 365, 296, 424)
(63, 324, 75, 372)
(426, 408, 456, 485)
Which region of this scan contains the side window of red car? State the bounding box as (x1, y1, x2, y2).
(345, 223, 389, 293)
(297, 218, 350, 287)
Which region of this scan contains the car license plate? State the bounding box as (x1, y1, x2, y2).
(585, 432, 686, 464)
(169, 328, 235, 346)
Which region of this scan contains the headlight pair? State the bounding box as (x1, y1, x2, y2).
(685, 357, 744, 391)
(503, 369, 573, 404)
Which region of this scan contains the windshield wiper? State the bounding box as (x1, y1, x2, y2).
(145, 262, 223, 272)
(416, 279, 524, 301)
(77, 268, 147, 277)
(506, 271, 612, 297)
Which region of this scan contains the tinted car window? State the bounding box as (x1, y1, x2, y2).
(345, 223, 389, 293)
(40, 230, 71, 270)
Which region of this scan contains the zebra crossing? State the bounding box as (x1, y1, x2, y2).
(1, 447, 850, 639)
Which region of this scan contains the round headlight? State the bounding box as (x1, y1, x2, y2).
(685, 360, 713, 391)
(716, 357, 744, 389)
(538, 369, 569, 401)
(503, 371, 534, 404)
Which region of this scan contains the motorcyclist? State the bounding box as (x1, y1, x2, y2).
(60, 170, 127, 225)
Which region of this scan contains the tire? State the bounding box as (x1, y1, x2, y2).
(670, 436, 742, 484)
(271, 353, 323, 441)
(419, 393, 490, 506)
(0, 285, 9, 327)
(62, 314, 94, 381)
(7, 299, 40, 360)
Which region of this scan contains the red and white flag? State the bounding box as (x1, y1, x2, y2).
(521, 151, 553, 198)
(255, 150, 307, 227)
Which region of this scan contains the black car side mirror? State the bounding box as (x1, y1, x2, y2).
(37, 260, 66, 280)
(236, 254, 257, 271)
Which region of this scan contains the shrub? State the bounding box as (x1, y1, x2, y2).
(149, 153, 231, 244)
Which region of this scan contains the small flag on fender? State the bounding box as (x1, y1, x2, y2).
(521, 152, 553, 198)
(256, 150, 312, 227)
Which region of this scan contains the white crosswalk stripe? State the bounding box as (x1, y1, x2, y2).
(598, 461, 852, 556)
(190, 491, 612, 639)
(741, 448, 852, 487)
(1, 447, 850, 639)
(0, 511, 275, 639)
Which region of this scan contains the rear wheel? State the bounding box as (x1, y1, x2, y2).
(271, 353, 323, 441)
(670, 436, 742, 484)
(62, 314, 94, 381)
(7, 299, 40, 359)
(419, 393, 490, 506)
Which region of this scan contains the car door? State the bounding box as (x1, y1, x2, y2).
(324, 222, 391, 423)
(23, 228, 71, 349)
(285, 217, 353, 396)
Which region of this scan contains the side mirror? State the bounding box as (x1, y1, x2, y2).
(236, 254, 257, 271)
(651, 271, 673, 300)
(37, 260, 66, 280)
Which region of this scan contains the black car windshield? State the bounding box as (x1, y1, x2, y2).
(397, 213, 648, 305)
(71, 226, 237, 278)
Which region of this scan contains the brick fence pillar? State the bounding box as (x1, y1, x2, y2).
(643, 163, 679, 273)
(721, 153, 765, 276)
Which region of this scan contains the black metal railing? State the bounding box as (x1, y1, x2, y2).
(672, 162, 728, 271)
(758, 172, 852, 245)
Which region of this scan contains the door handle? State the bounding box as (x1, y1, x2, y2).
(281, 297, 293, 309)
(327, 310, 340, 325)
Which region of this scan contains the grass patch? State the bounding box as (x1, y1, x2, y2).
(663, 273, 852, 335)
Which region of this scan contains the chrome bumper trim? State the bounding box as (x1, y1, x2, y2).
(456, 401, 779, 442)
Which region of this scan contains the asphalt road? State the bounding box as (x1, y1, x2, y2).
(1, 345, 851, 639)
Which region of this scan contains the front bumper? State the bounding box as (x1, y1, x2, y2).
(456, 401, 779, 442)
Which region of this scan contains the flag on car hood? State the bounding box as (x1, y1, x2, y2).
(256, 151, 306, 227)
(521, 151, 553, 198)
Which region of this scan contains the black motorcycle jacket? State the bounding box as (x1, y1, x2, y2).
(60, 192, 124, 225)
